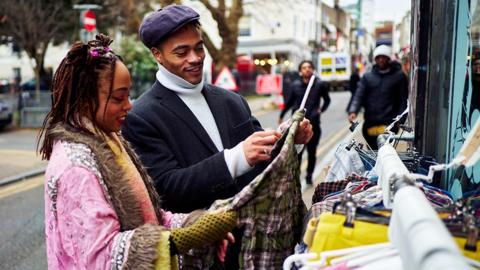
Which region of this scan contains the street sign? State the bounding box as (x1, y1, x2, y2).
(214, 67, 238, 91)
(255, 74, 282, 94)
(83, 10, 96, 33)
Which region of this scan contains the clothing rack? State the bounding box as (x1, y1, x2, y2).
(376, 143, 471, 270)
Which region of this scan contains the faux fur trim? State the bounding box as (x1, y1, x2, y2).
(124, 224, 170, 269)
(48, 123, 163, 230)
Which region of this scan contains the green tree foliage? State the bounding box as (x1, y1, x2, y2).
(117, 35, 157, 98)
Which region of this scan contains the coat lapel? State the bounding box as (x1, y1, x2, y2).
(152, 82, 218, 153)
(202, 86, 231, 148)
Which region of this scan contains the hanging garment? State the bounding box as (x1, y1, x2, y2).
(184, 110, 307, 269)
(312, 180, 352, 204)
(309, 212, 389, 257)
(325, 145, 366, 182)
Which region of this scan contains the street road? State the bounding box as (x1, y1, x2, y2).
(0, 91, 351, 269)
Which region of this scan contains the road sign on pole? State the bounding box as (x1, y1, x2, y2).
(83, 10, 96, 33)
(214, 67, 238, 91)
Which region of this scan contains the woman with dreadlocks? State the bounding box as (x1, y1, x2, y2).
(39, 34, 236, 269)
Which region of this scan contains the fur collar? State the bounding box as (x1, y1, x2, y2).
(49, 123, 164, 231)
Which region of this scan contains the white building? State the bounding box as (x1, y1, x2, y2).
(343, 0, 375, 67)
(184, 0, 322, 74)
(394, 10, 411, 54)
(0, 42, 68, 86)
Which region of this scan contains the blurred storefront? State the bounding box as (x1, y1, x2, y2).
(411, 0, 479, 199)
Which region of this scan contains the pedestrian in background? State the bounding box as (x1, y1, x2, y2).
(347, 45, 409, 149)
(38, 34, 237, 269)
(278, 60, 331, 185)
(346, 67, 360, 112)
(281, 65, 300, 106)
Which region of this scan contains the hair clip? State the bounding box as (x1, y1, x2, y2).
(89, 46, 111, 58)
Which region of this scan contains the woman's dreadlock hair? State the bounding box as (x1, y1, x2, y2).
(38, 34, 122, 160)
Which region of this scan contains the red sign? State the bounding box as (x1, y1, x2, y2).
(83, 10, 96, 32)
(255, 74, 283, 94)
(214, 67, 238, 91)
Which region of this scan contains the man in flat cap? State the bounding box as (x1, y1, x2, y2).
(122, 4, 313, 267)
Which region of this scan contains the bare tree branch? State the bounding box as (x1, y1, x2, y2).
(201, 29, 220, 60)
(0, 0, 65, 91)
(159, 0, 182, 7)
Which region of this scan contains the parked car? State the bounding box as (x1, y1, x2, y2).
(0, 80, 16, 129)
(20, 78, 49, 91)
(0, 99, 13, 129)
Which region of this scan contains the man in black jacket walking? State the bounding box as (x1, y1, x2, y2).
(348, 45, 408, 149)
(278, 60, 330, 185)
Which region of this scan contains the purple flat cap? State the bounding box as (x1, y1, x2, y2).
(139, 5, 200, 48)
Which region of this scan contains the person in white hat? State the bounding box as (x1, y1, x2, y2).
(347, 44, 408, 149)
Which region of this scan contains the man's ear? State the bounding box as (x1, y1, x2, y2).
(151, 47, 163, 65)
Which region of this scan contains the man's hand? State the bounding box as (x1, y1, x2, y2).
(243, 130, 281, 166)
(294, 118, 313, 144)
(348, 113, 357, 123)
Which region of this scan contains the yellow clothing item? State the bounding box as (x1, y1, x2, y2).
(309, 213, 479, 261)
(366, 125, 388, 136)
(310, 213, 389, 258)
(171, 211, 237, 253)
(453, 237, 480, 261)
(303, 218, 318, 247)
(155, 231, 179, 270)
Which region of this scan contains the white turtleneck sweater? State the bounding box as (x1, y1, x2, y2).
(156, 64, 252, 178)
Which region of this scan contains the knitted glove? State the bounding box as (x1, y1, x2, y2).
(170, 210, 237, 254)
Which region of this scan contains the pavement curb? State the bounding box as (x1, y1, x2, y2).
(0, 167, 46, 187)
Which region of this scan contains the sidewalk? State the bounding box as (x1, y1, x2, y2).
(245, 95, 275, 112)
(0, 149, 46, 186)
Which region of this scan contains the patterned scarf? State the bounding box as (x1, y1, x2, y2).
(84, 118, 159, 225)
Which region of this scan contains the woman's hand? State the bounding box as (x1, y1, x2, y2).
(216, 232, 235, 262)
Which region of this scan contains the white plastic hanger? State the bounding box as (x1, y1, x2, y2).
(282, 243, 393, 270)
(407, 118, 480, 183)
(299, 75, 316, 110)
(385, 100, 410, 137)
(345, 248, 398, 268)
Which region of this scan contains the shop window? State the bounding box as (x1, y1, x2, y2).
(447, 0, 480, 199)
(239, 15, 251, 37)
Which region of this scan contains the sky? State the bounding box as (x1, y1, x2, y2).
(323, 0, 411, 23)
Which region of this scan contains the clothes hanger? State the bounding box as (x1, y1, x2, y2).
(407, 118, 480, 184)
(384, 100, 410, 137)
(297, 243, 393, 269)
(344, 247, 398, 268)
(299, 75, 316, 110)
(332, 192, 390, 226)
(282, 252, 318, 270)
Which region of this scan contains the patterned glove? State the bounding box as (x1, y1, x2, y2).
(170, 210, 237, 254)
